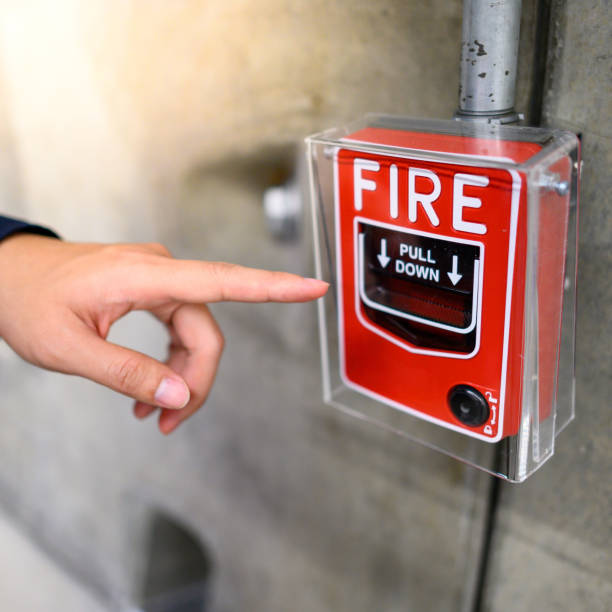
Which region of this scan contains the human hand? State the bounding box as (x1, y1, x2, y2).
(0, 235, 328, 433)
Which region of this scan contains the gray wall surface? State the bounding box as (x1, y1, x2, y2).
(0, 1, 609, 611)
(484, 1, 612, 610)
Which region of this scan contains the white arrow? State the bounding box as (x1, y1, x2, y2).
(447, 255, 463, 286)
(377, 239, 391, 268)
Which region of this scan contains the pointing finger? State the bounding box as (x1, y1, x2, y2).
(123, 260, 328, 306)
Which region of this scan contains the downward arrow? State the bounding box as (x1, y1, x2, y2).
(377, 239, 391, 268)
(447, 255, 462, 285)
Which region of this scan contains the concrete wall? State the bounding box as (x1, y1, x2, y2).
(483, 1, 612, 610)
(0, 1, 609, 611)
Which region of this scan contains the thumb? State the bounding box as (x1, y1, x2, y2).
(70, 333, 190, 409)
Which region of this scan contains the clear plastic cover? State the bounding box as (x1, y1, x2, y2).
(306, 115, 579, 482)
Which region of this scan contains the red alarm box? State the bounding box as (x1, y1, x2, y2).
(307, 116, 579, 481)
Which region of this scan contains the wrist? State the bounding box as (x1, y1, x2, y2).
(0, 232, 55, 256)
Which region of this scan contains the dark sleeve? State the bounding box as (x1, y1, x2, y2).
(0, 215, 60, 242)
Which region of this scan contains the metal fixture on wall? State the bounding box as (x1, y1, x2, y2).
(455, 0, 523, 124)
(263, 180, 302, 242)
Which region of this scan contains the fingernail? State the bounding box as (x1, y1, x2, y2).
(154, 377, 190, 409)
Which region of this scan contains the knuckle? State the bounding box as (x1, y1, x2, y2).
(209, 261, 234, 278)
(199, 326, 224, 361)
(210, 326, 225, 356)
(30, 339, 59, 369)
(208, 262, 238, 300)
(101, 243, 155, 262)
(199, 309, 225, 356)
(27, 320, 71, 369)
(147, 242, 172, 257)
(108, 356, 146, 393)
(101, 244, 129, 259)
(217, 261, 241, 275)
(99, 244, 145, 271)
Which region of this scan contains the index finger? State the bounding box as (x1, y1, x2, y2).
(127, 260, 329, 305)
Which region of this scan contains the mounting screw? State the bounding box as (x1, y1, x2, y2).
(539, 172, 570, 196)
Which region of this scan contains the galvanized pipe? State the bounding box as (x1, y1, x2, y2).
(456, 0, 522, 123)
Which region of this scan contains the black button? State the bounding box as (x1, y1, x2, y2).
(448, 385, 490, 427)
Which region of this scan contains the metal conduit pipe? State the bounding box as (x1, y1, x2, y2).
(455, 0, 523, 124)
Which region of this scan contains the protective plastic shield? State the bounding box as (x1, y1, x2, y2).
(306, 115, 579, 482)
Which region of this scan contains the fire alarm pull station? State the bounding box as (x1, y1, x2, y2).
(306, 116, 580, 482)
